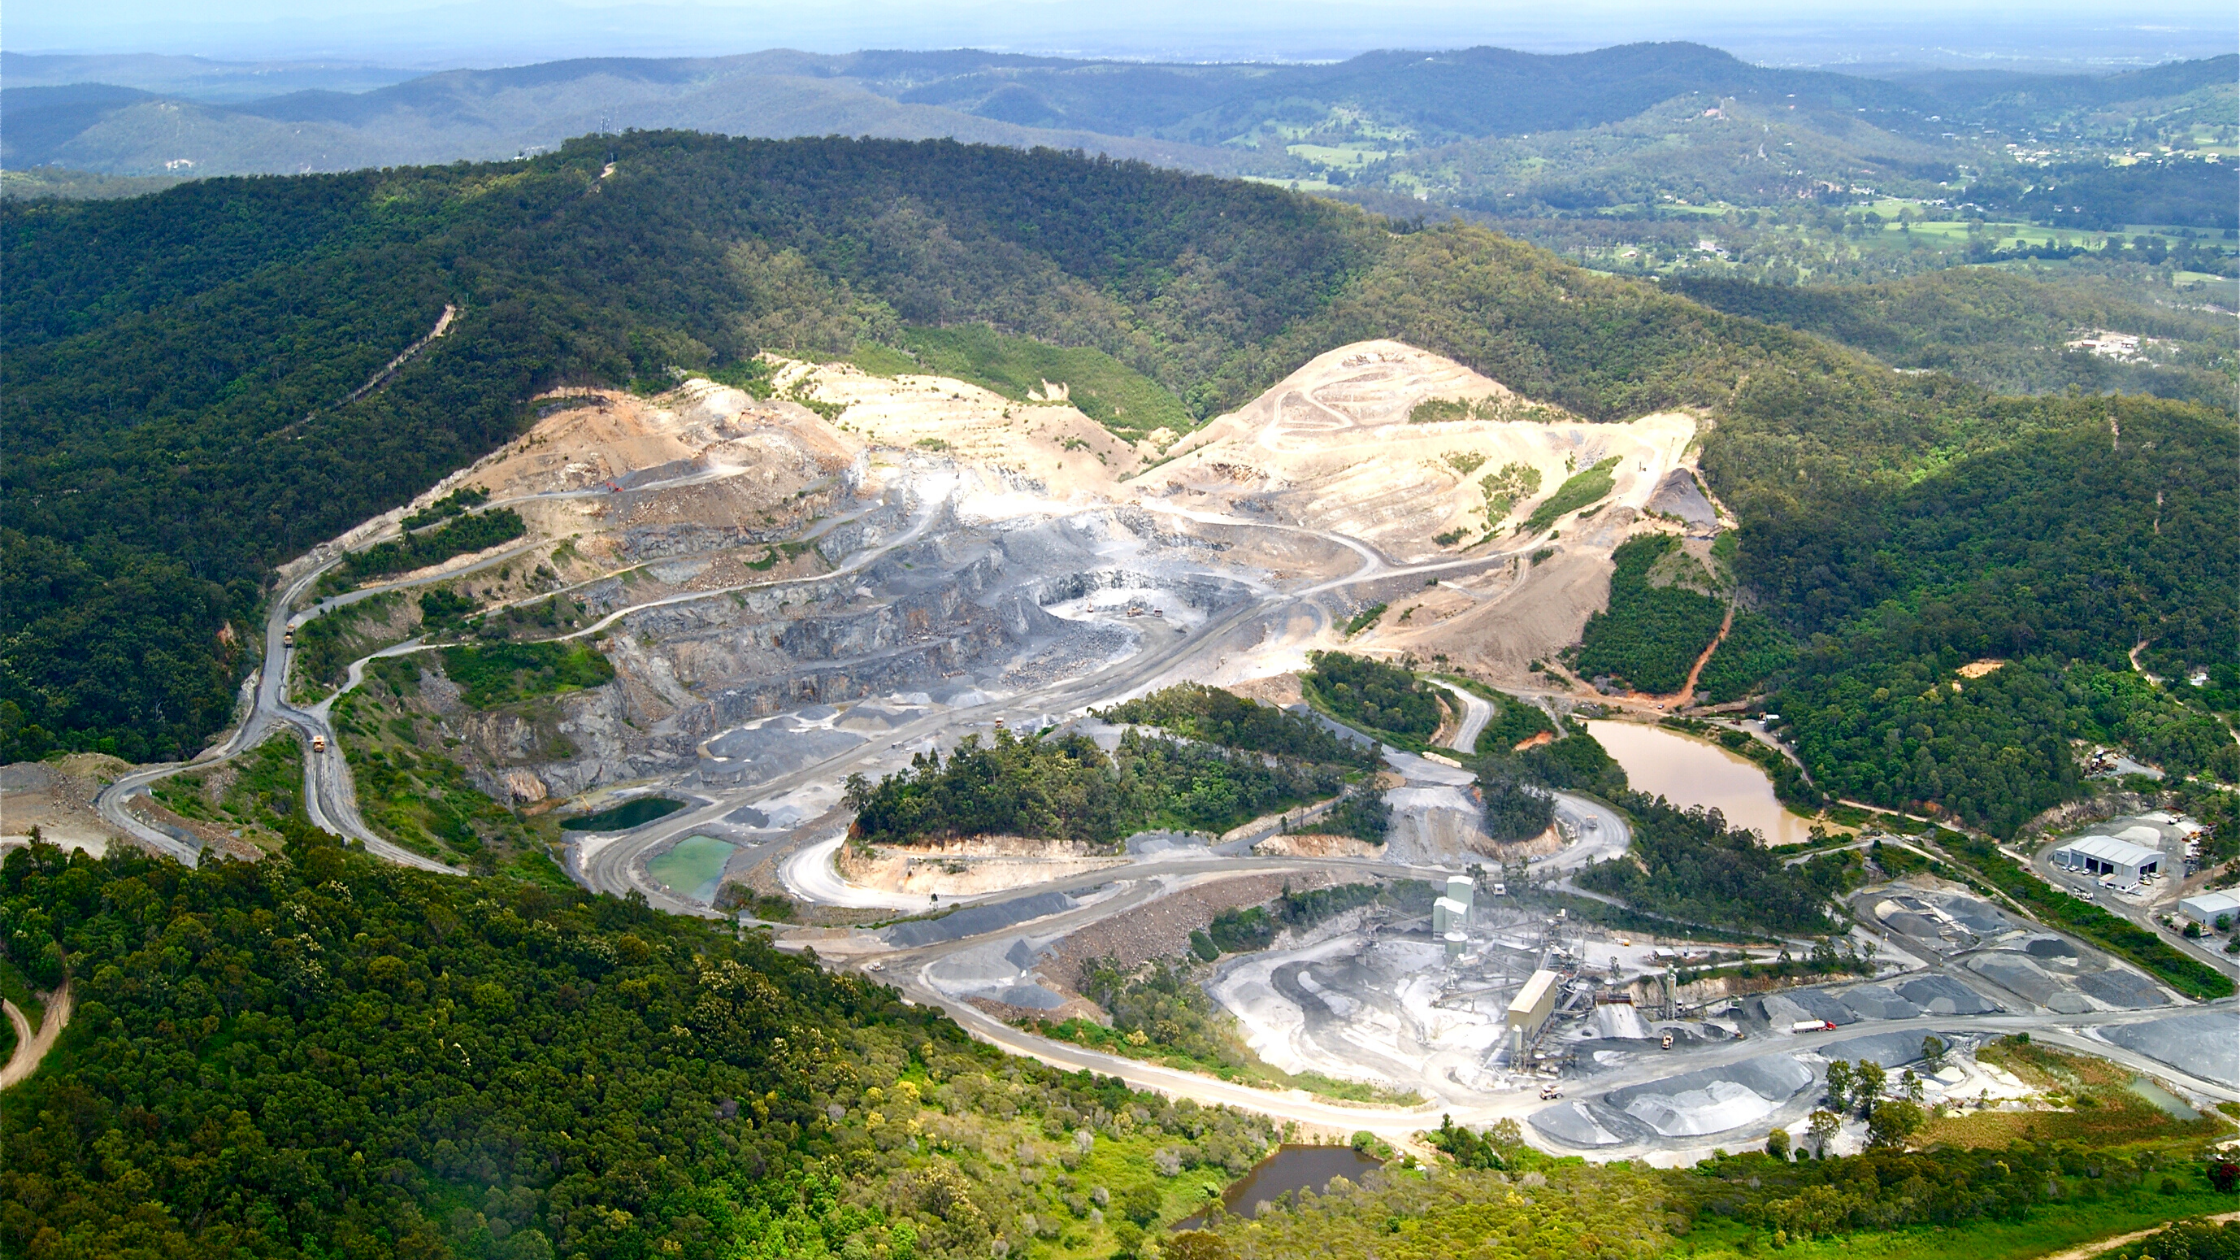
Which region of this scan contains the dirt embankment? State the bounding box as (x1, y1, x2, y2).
(836, 835, 1130, 897)
(1, 756, 127, 853)
(1045, 872, 1346, 991)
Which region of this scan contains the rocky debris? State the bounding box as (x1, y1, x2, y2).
(1046, 872, 1344, 990)
(0, 756, 128, 851)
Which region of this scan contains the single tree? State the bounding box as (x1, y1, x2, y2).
(1857, 1060, 1889, 1114)
(1807, 1108, 1842, 1155)
(1824, 1059, 1855, 1111)
(1867, 1099, 1924, 1149)
(1921, 1034, 1948, 1072)
(1766, 1128, 1791, 1160)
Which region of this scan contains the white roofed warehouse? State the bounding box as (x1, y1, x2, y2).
(2049, 835, 2161, 885)
(2178, 890, 2240, 926)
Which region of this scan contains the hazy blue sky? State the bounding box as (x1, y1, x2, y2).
(8, 0, 2235, 68)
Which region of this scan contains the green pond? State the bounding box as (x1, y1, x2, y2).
(559, 796, 687, 832)
(646, 835, 738, 903)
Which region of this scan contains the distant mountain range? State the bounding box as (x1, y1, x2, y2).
(5, 44, 2233, 181)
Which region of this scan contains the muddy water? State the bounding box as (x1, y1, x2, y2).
(1584, 720, 1816, 846)
(1176, 1145, 1385, 1228)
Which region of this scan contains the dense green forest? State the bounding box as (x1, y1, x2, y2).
(843, 727, 1347, 849)
(6, 831, 2233, 1257)
(1576, 794, 1856, 934)
(6, 134, 2234, 857)
(0, 836, 1284, 1260)
(1, 134, 1377, 762)
(1477, 766, 1556, 841)
(1739, 401, 2239, 833)
(1570, 533, 1727, 694)
(1302, 652, 1443, 743)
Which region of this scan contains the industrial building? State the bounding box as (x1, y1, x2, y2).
(1507, 968, 1561, 1040)
(2049, 834, 2162, 885)
(2179, 890, 2240, 926)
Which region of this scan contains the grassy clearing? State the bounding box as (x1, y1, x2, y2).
(148, 733, 306, 851)
(1520, 456, 1618, 535)
(867, 325, 1195, 442)
(1914, 1038, 2232, 1149)
(331, 659, 573, 882)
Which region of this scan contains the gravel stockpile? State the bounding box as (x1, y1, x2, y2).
(1528, 1100, 1649, 1148)
(885, 890, 1079, 947)
(2102, 1011, 2240, 1087)
(1837, 985, 1921, 1020)
(1819, 1028, 1948, 1068)
(1894, 974, 2000, 1015)
(1967, 954, 2067, 1006)
(1601, 1055, 1816, 1138)
(2073, 968, 2168, 1009)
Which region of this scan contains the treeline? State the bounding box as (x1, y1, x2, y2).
(1199, 882, 1390, 957)
(341, 508, 526, 584)
(1577, 795, 1856, 934)
(843, 727, 1346, 848)
(1212, 1120, 2233, 1257)
(0, 835, 1284, 1259)
(1099, 682, 1381, 769)
(1476, 688, 1555, 753)
(1970, 158, 2240, 231)
(1571, 533, 1725, 695)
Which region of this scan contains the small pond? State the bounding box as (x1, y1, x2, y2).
(1585, 720, 1816, 846)
(2128, 1076, 2201, 1120)
(560, 796, 688, 832)
(1175, 1144, 1384, 1228)
(646, 835, 739, 903)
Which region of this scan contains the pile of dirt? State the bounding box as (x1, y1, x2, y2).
(1045, 871, 1344, 990)
(1139, 340, 1696, 564)
(837, 835, 1130, 897)
(0, 756, 129, 853)
(792, 360, 1136, 503)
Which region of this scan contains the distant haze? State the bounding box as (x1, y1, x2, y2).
(8, 0, 2236, 71)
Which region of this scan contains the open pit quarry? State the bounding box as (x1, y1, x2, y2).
(91, 338, 2238, 1163)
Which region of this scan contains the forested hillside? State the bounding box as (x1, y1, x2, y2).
(0, 834, 1282, 1259)
(6, 131, 2233, 799)
(1668, 269, 2238, 408)
(1739, 400, 2239, 833)
(0, 134, 1377, 762)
